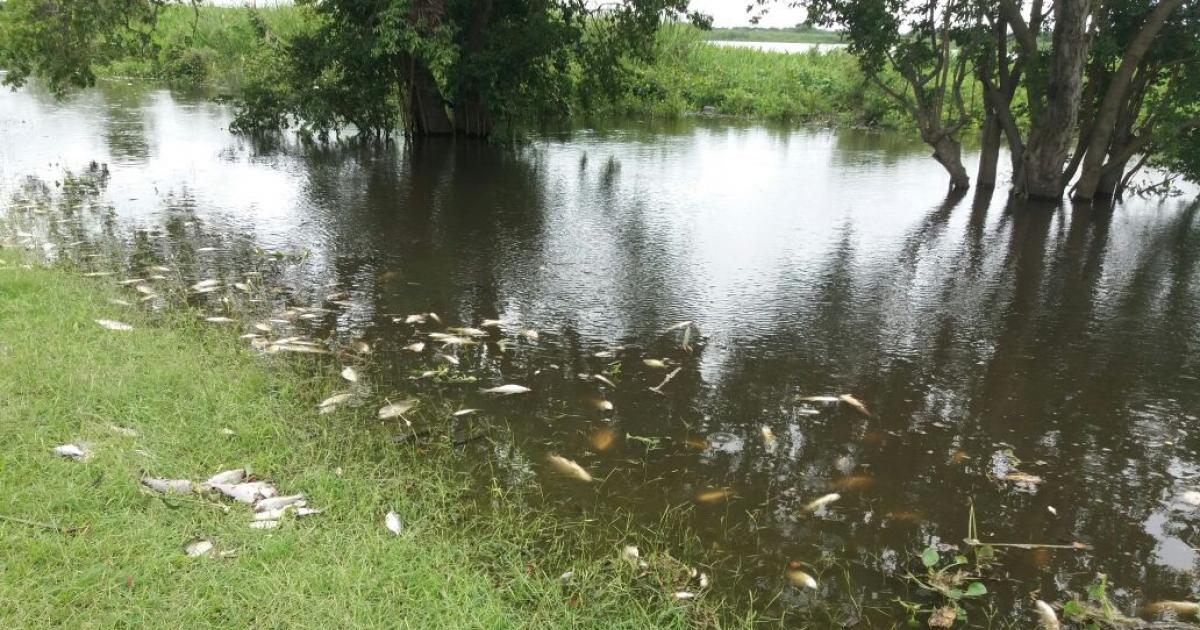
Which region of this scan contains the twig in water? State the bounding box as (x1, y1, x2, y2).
(964, 538, 1090, 550)
(649, 367, 682, 395)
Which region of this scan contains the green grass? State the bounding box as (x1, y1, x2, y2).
(0, 253, 747, 628)
(703, 27, 845, 44)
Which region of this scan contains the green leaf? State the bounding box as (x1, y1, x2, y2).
(921, 546, 939, 568)
(948, 588, 963, 600)
(953, 555, 969, 565)
(1063, 600, 1085, 618)
(975, 544, 995, 560)
(965, 582, 987, 597)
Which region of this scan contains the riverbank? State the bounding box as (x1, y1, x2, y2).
(0, 253, 739, 628)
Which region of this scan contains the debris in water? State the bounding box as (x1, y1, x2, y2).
(481, 384, 531, 396)
(52, 444, 89, 460)
(141, 477, 194, 494)
(385, 511, 403, 535)
(838, 394, 872, 417)
(109, 424, 138, 437)
(586, 397, 613, 412)
(95, 319, 133, 331)
(1003, 472, 1044, 488)
(832, 474, 874, 492)
(1047, 506, 1057, 516)
(378, 400, 418, 421)
(318, 393, 351, 414)
(185, 539, 215, 558)
(1034, 600, 1060, 630)
(249, 520, 279, 530)
(547, 455, 593, 482)
(695, 488, 732, 503)
(1180, 490, 1200, 506)
(404, 342, 425, 353)
(341, 366, 358, 382)
(803, 493, 840, 513)
(785, 562, 817, 589)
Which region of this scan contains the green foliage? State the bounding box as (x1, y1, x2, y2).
(704, 26, 845, 43)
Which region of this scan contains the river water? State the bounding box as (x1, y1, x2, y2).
(2, 80, 1199, 627)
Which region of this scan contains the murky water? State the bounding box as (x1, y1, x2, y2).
(3, 80, 1200, 627)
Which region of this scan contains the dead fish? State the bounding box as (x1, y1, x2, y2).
(295, 507, 322, 517)
(233, 282, 252, 293)
(141, 477, 194, 494)
(255, 494, 305, 512)
(185, 539, 215, 558)
(254, 507, 294, 521)
(268, 343, 330, 355)
(673, 592, 695, 601)
(205, 316, 236, 324)
(786, 562, 818, 589)
(481, 384, 531, 396)
(547, 455, 593, 482)
(385, 511, 403, 535)
(199, 470, 242, 487)
(96, 319, 133, 331)
(404, 342, 425, 353)
(118, 278, 146, 286)
(518, 329, 539, 341)
(240, 334, 262, 340)
(803, 493, 841, 512)
(1034, 600, 1060, 630)
(761, 426, 777, 448)
(249, 520, 280, 530)
(254, 322, 272, 333)
(448, 327, 488, 337)
(621, 545, 640, 563)
(378, 399, 418, 420)
(838, 394, 872, 417)
(190, 279, 221, 292)
(429, 333, 475, 346)
(642, 359, 668, 369)
(351, 341, 371, 354)
(52, 444, 89, 460)
(480, 319, 506, 328)
(148, 265, 172, 273)
(319, 393, 350, 412)
(589, 428, 617, 452)
(212, 482, 276, 504)
(1144, 601, 1200, 617)
(435, 353, 460, 366)
(1004, 472, 1044, 486)
(593, 350, 615, 358)
(341, 366, 359, 382)
(83, 271, 114, 277)
(1180, 491, 1200, 506)
(195, 247, 221, 253)
(695, 488, 732, 503)
(663, 320, 694, 332)
(559, 571, 574, 585)
(832, 474, 874, 492)
(798, 395, 840, 404)
(403, 314, 427, 325)
(135, 284, 155, 295)
(109, 424, 138, 437)
(452, 408, 480, 417)
(587, 397, 614, 412)
(592, 374, 617, 389)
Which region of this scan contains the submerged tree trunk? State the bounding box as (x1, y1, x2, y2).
(453, 93, 492, 138)
(977, 112, 1002, 188)
(929, 133, 971, 191)
(452, 0, 494, 138)
(407, 60, 454, 136)
(1014, 0, 1091, 201)
(1073, 0, 1185, 200)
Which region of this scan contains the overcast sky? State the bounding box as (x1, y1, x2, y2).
(686, 1, 808, 28)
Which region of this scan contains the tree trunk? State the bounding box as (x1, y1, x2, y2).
(407, 60, 454, 136)
(929, 133, 971, 191)
(977, 111, 1002, 188)
(453, 93, 492, 138)
(1073, 0, 1185, 200)
(452, 0, 494, 138)
(1014, 0, 1091, 201)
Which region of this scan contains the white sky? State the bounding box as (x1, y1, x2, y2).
(686, 0, 808, 28)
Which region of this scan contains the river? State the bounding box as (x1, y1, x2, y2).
(2, 79, 1199, 627)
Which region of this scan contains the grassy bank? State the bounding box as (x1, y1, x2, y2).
(704, 27, 845, 44)
(0, 254, 742, 628)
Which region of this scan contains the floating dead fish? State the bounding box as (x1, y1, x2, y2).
(254, 322, 272, 333)
(109, 424, 138, 437)
(482, 384, 531, 396)
(212, 482, 276, 504)
(403, 314, 427, 325)
(1047, 506, 1057, 516)
(83, 271, 114, 277)
(325, 292, 350, 301)
(798, 395, 840, 404)
(642, 359, 668, 369)
(786, 563, 818, 589)
(592, 374, 617, 389)
(249, 520, 280, 530)
(233, 282, 253, 293)
(673, 592, 695, 601)
(695, 488, 732, 503)
(256, 494, 305, 512)
(803, 493, 841, 512)
(351, 341, 371, 354)
(141, 477, 194, 494)
(378, 400, 418, 420)
(663, 320, 694, 332)
(547, 455, 593, 482)
(52, 443, 89, 460)
(96, 319, 133, 331)
(135, 284, 156, 296)
(385, 511, 403, 535)
(1144, 601, 1200, 617)
(118, 278, 146, 286)
(404, 342, 425, 353)
(452, 408, 480, 417)
(148, 265, 172, 273)
(196, 247, 221, 253)
(589, 428, 617, 452)
(428, 333, 475, 346)
(185, 539, 215, 558)
(838, 394, 872, 417)
(593, 350, 615, 358)
(587, 397, 614, 412)
(518, 329, 539, 341)
(205, 317, 236, 324)
(448, 327, 488, 337)
(435, 353, 460, 366)
(240, 334, 262, 340)
(268, 343, 330, 355)
(480, 319, 506, 328)
(341, 366, 358, 382)
(760, 426, 777, 449)
(1004, 472, 1044, 487)
(1034, 600, 1060, 630)
(190, 279, 221, 292)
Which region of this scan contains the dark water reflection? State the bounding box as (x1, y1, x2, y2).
(3, 81, 1200, 627)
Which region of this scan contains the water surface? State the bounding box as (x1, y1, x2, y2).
(2, 81, 1199, 627)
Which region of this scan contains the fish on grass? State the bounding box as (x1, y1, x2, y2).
(378, 399, 418, 421)
(95, 319, 133, 331)
(385, 511, 403, 535)
(204, 316, 237, 324)
(53, 443, 89, 461)
(547, 455, 593, 482)
(340, 366, 358, 382)
(206, 469, 246, 486)
(803, 493, 841, 513)
(184, 539, 215, 558)
(211, 482, 277, 504)
(142, 477, 194, 494)
(481, 384, 531, 396)
(256, 494, 305, 512)
(318, 392, 351, 414)
(785, 562, 818, 589)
